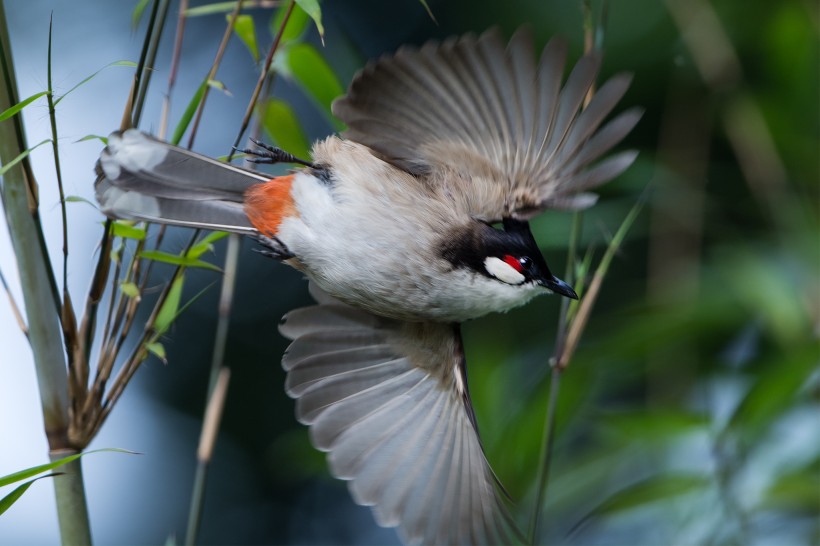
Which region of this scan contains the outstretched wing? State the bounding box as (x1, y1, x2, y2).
(279, 284, 524, 545)
(333, 28, 641, 220)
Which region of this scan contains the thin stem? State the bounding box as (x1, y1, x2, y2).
(186, 0, 246, 149)
(528, 212, 582, 544)
(133, 0, 172, 126)
(228, 0, 295, 160)
(0, 265, 28, 337)
(158, 0, 189, 140)
(185, 368, 231, 546)
(45, 15, 69, 299)
(528, 367, 563, 542)
(184, 5, 297, 542)
(130, 0, 161, 127)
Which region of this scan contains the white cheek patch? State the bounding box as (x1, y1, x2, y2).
(484, 257, 525, 285)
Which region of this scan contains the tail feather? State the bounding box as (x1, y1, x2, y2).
(95, 130, 270, 233)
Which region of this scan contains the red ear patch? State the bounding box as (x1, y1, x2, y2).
(502, 255, 524, 273)
(244, 175, 297, 236)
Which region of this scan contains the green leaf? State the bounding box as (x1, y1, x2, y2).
(0, 448, 136, 488)
(188, 231, 228, 260)
(110, 242, 124, 264)
(294, 0, 324, 41)
(54, 61, 137, 106)
(0, 474, 62, 516)
(262, 99, 312, 161)
(131, 0, 152, 27)
(154, 275, 184, 334)
(138, 250, 221, 272)
(230, 14, 259, 62)
(761, 459, 820, 511)
(418, 0, 437, 23)
(65, 196, 99, 209)
(0, 91, 48, 122)
(577, 474, 710, 526)
(206, 79, 231, 96)
(110, 220, 146, 240)
(270, 1, 310, 43)
(171, 79, 208, 146)
(278, 43, 343, 127)
(184, 2, 241, 17)
(0, 139, 50, 177)
(145, 341, 166, 362)
(725, 343, 817, 439)
(119, 282, 140, 298)
(74, 134, 108, 145)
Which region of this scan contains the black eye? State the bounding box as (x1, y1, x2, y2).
(519, 256, 533, 271)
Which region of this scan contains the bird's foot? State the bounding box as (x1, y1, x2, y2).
(253, 234, 294, 260)
(235, 139, 314, 167)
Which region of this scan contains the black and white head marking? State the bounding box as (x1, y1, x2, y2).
(441, 218, 549, 285)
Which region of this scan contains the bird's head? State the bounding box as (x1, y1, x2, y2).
(441, 217, 578, 305)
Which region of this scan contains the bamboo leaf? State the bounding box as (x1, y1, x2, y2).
(576, 473, 710, 527)
(418, 0, 437, 23)
(110, 220, 147, 241)
(206, 79, 231, 97)
(146, 341, 167, 362)
(277, 43, 342, 127)
(230, 14, 259, 62)
(131, 0, 152, 27)
(0, 448, 136, 488)
(0, 473, 62, 516)
(74, 134, 108, 145)
(270, 1, 310, 43)
(139, 250, 221, 272)
(0, 139, 50, 177)
(154, 275, 184, 334)
(0, 91, 47, 122)
(262, 99, 311, 161)
(54, 61, 137, 106)
(294, 0, 323, 42)
(184, 2, 241, 17)
(171, 80, 208, 146)
(188, 231, 228, 260)
(65, 196, 98, 209)
(110, 242, 124, 264)
(119, 281, 140, 298)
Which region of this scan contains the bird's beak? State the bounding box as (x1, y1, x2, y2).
(540, 275, 579, 300)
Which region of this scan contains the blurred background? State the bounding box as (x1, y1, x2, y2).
(0, 0, 817, 544)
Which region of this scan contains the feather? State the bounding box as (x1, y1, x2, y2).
(332, 29, 641, 219)
(279, 284, 525, 545)
(95, 129, 269, 233)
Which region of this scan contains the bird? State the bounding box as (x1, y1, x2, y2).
(95, 27, 640, 545)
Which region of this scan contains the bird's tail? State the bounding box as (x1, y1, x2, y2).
(95, 129, 272, 234)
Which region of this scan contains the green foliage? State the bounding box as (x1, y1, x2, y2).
(293, 0, 323, 40)
(274, 42, 344, 128)
(0, 139, 50, 176)
(0, 449, 135, 516)
(0, 91, 47, 121)
(171, 79, 208, 145)
(262, 99, 311, 161)
(230, 14, 259, 62)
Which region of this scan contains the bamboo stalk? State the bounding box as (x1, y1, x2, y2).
(0, 3, 91, 543)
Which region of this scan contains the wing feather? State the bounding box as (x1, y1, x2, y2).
(279, 284, 524, 545)
(332, 28, 640, 219)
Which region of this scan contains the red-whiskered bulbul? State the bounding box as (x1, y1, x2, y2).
(95, 28, 640, 545)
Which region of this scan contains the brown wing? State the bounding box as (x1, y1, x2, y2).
(279, 284, 524, 545)
(332, 28, 641, 220)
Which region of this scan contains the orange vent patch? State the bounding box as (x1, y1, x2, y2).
(243, 175, 297, 236)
